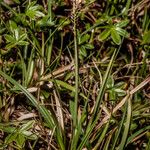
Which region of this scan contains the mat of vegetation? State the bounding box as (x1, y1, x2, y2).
(0, 0, 150, 149)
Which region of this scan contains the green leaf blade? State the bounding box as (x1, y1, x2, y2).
(111, 29, 121, 45)
(99, 29, 111, 41)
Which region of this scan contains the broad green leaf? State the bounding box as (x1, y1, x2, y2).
(36, 11, 45, 18)
(106, 76, 114, 88)
(79, 34, 90, 45)
(20, 120, 34, 132)
(17, 41, 29, 46)
(130, 122, 138, 131)
(111, 29, 121, 45)
(6, 43, 17, 49)
(142, 30, 150, 44)
(116, 20, 129, 28)
(19, 33, 28, 41)
(22, 131, 37, 140)
(16, 134, 25, 148)
(36, 15, 55, 27)
(9, 20, 18, 31)
(5, 34, 15, 43)
(115, 81, 126, 88)
(14, 29, 19, 40)
(26, 2, 45, 19)
(116, 27, 129, 37)
(0, 126, 16, 133)
(80, 46, 87, 57)
(114, 89, 126, 96)
(99, 29, 111, 41)
(5, 132, 18, 144)
(96, 14, 110, 24)
(84, 43, 94, 49)
(109, 89, 116, 100)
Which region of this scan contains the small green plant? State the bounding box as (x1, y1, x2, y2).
(99, 19, 129, 45)
(0, 121, 37, 149)
(106, 76, 126, 101)
(4, 21, 29, 50)
(78, 33, 94, 60)
(0, 0, 150, 149)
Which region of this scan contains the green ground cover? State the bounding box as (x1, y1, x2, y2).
(0, 0, 150, 149)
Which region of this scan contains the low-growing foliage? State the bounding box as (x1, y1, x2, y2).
(0, 0, 150, 149)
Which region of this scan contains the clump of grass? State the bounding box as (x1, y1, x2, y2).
(0, 0, 150, 149)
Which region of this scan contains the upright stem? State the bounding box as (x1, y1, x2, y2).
(73, 0, 79, 127)
(47, 0, 53, 66)
(48, 0, 52, 22)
